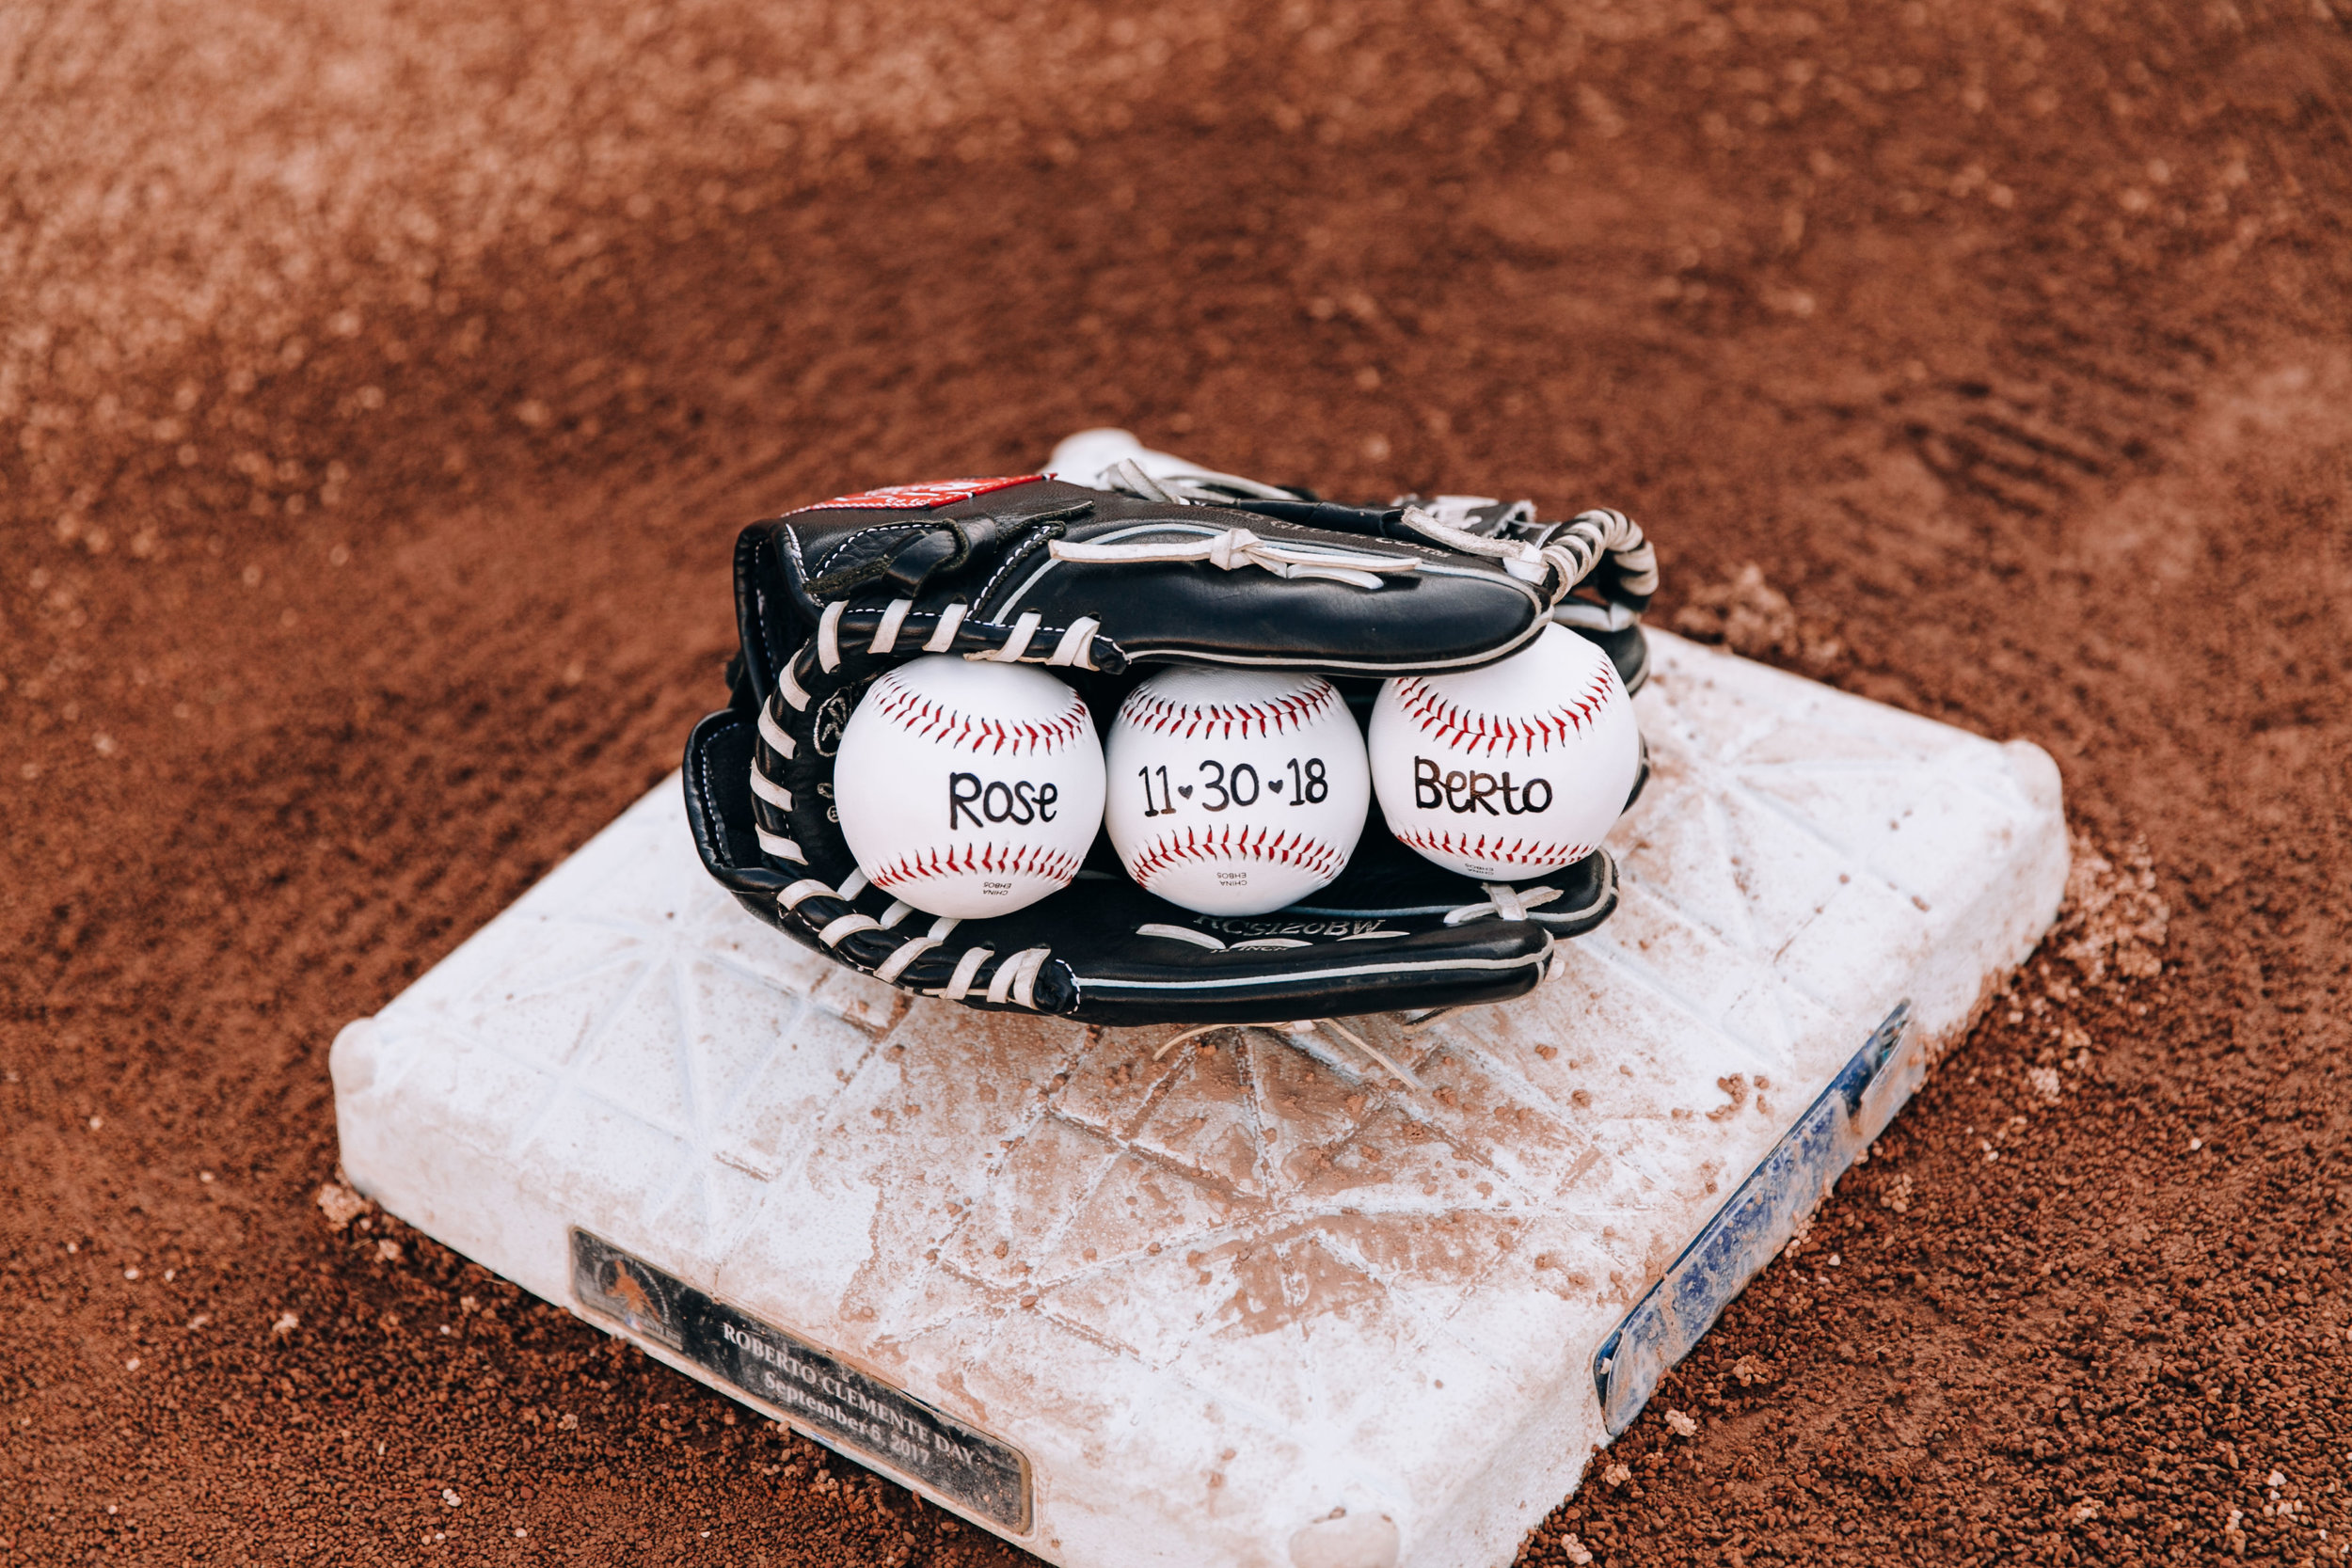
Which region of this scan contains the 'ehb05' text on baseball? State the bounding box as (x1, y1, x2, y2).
(1412, 757, 1554, 816)
(946, 772, 1061, 830)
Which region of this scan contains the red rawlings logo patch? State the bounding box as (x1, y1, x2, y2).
(788, 476, 1043, 514)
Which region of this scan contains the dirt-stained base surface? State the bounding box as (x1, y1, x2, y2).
(5, 1, 2349, 1563)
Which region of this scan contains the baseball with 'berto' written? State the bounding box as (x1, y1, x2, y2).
(1369, 623, 1641, 881)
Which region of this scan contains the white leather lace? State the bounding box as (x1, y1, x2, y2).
(1089, 455, 1299, 506)
(1049, 527, 1421, 591)
(1443, 882, 1564, 926)
(1399, 502, 1656, 601)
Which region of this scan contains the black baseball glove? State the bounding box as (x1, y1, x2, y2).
(681, 436, 1657, 1029)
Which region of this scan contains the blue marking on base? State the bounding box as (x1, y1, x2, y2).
(1593, 1001, 1913, 1436)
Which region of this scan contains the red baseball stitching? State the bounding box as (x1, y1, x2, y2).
(1125, 824, 1349, 886)
(1389, 662, 1620, 758)
(866, 676, 1091, 756)
(866, 841, 1084, 891)
(1116, 678, 1341, 741)
(1391, 827, 1596, 867)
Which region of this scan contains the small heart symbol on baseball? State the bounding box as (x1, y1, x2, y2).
(834, 656, 1105, 918)
(1370, 624, 1641, 880)
(1106, 669, 1370, 916)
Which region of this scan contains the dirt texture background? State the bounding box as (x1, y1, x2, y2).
(5, 0, 2350, 1563)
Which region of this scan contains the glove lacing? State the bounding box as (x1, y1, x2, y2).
(1084, 453, 1655, 611)
(1046, 528, 1422, 591)
(1398, 503, 1659, 609)
(1090, 455, 1300, 507)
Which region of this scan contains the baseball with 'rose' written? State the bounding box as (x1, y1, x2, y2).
(832, 655, 1105, 918)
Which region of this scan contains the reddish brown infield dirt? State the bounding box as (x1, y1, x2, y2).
(5, 1, 2350, 1563)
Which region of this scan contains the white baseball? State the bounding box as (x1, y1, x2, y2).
(1369, 624, 1641, 880)
(1104, 669, 1370, 916)
(834, 656, 1105, 919)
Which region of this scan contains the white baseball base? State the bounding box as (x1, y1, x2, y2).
(331, 632, 2066, 1568)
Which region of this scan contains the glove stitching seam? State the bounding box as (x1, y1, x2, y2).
(805, 520, 940, 582)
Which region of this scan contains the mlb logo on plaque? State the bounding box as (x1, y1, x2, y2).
(572, 1233, 687, 1353)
